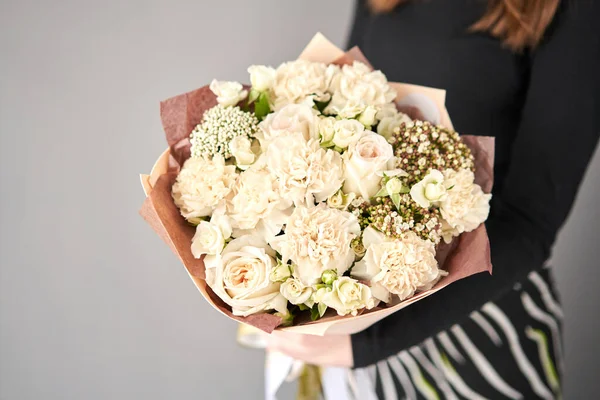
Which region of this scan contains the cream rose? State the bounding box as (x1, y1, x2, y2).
(332, 119, 365, 149)
(326, 189, 356, 211)
(280, 278, 313, 305)
(172, 155, 238, 220)
(357, 105, 378, 127)
(229, 136, 256, 170)
(272, 60, 337, 110)
(377, 108, 413, 139)
(318, 116, 336, 143)
(266, 132, 344, 206)
(410, 169, 447, 208)
(352, 227, 445, 302)
(325, 61, 396, 118)
(342, 131, 394, 199)
(204, 235, 287, 317)
(191, 221, 225, 258)
(209, 79, 247, 107)
(270, 203, 360, 286)
(257, 103, 319, 147)
(226, 166, 292, 242)
(248, 65, 276, 91)
(439, 169, 491, 241)
(321, 277, 375, 316)
(269, 262, 291, 283)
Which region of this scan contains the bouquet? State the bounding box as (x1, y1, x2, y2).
(140, 33, 494, 335)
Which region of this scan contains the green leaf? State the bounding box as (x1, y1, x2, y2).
(310, 306, 321, 321)
(447, 185, 455, 190)
(314, 98, 331, 113)
(247, 88, 260, 105)
(374, 186, 389, 197)
(318, 303, 328, 317)
(333, 146, 344, 153)
(399, 185, 410, 194)
(254, 92, 271, 120)
(298, 304, 309, 311)
(391, 193, 401, 210)
(320, 140, 335, 148)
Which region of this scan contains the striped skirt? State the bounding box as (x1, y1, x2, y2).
(351, 267, 563, 400)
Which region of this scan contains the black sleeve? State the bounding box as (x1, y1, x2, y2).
(347, 0, 369, 50)
(351, 1, 600, 368)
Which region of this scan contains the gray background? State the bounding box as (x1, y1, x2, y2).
(0, 1, 598, 399)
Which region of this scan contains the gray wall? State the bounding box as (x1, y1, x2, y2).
(0, 1, 597, 399)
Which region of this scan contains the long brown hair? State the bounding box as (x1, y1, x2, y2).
(368, 0, 560, 51)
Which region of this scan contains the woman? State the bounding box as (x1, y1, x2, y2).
(269, 0, 600, 398)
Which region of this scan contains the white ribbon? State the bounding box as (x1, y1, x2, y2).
(238, 324, 358, 400)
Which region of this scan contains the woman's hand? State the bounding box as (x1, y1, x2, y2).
(267, 331, 354, 367)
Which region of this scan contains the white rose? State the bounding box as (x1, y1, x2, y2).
(321, 277, 375, 316)
(352, 227, 445, 302)
(248, 65, 276, 92)
(172, 155, 238, 220)
(439, 169, 491, 241)
(377, 108, 413, 139)
(410, 169, 447, 208)
(226, 166, 292, 242)
(266, 132, 344, 206)
(272, 60, 337, 110)
(257, 103, 319, 147)
(332, 119, 365, 149)
(385, 177, 404, 195)
(204, 235, 288, 317)
(229, 136, 256, 170)
(357, 106, 378, 127)
(280, 278, 313, 305)
(318, 116, 336, 143)
(270, 262, 291, 283)
(325, 62, 396, 118)
(191, 221, 224, 258)
(270, 203, 360, 286)
(342, 131, 394, 199)
(326, 189, 356, 211)
(209, 79, 248, 107)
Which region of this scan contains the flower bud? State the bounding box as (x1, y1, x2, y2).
(269, 262, 291, 283)
(321, 269, 338, 285)
(357, 106, 377, 127)
(385, 177, 404, 195)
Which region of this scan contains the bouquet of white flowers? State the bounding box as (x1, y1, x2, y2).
(140, 33, 495, 335)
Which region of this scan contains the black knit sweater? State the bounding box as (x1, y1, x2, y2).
(347, 0, 600, 368)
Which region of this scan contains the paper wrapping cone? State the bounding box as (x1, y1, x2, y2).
(139, 33, 494, 336)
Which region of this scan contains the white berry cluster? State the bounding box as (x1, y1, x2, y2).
(190, 104, 258, 159)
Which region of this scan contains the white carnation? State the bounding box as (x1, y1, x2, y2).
(270, 203, 360, 286)
(325, 61, 396, 118)
(352, 227, 445, 302)
(272, 60, 337, 110)
(265, 132, 344, 206)
(439, 169, 491, 242)
(226, 166, 292, 242)
(209, 80, 247, 107)
(172, 155, 238, 220)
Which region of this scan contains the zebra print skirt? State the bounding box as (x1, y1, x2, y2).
(351, 266, 563, 400)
